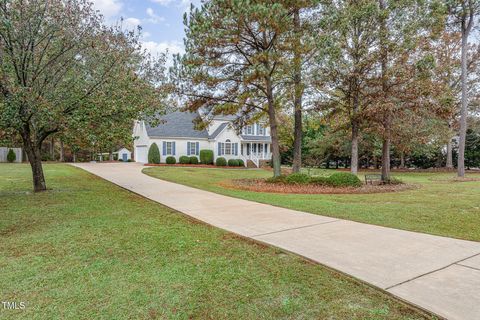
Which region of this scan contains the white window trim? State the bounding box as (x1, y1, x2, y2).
(166, 142, 173, 155)
(189, 142, 197, 155)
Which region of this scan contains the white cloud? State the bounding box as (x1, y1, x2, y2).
(92, 0, 123, 19)
(146, 8, 165, 24)
(142, 40, 184, 57)
(123, 17, 141, 30)
(150, 0, 191, 8)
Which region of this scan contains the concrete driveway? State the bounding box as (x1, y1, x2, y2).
(73, 162, 480, 320)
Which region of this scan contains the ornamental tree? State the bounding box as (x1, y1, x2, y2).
(0, 0, 166, 191)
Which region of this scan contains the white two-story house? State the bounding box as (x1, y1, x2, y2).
(132, 111, 272, 167)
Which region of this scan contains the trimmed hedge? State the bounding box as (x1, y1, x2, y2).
(200, 150, 214, 165)
(267, 172, 362, 188)
(179, 156, 190, 164)
(216, 157, 227, 166)
(285, 173, 311, 184)
(266, 175, 287, 184)
(6, 149, 16, 163)
(238, 159, 245, 167)
(228, 159, 240, 167)
(166, 156, 176, 164)
(189, 156, 199, 164)
(148, 143, 160, 164)
(327, 172, 362, 187)
(310, 176, 329, 186)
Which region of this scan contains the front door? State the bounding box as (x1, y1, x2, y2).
(122, 153, 128, 161)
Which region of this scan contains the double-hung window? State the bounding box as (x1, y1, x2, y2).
(245, 125, 253, 135)
(189, 142, 197, 155)
(166, 142, 173, 155)
(225, 140, 232, 155)
(258, 125, 265, 135)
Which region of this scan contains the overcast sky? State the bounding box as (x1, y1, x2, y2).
(92, 0, 202, 59)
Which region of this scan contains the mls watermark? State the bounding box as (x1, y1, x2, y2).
(2, 301, 26, 310)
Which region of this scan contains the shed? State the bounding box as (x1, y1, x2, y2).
(117, 148, 131, 161)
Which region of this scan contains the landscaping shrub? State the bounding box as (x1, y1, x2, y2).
(166, 156, 176, 164)
(387, 177, 404, 185)
(179, 156, 190, 164)
(228, 159, 240, 167)
(327, 172, 362, 187)
(285, 173, 311, 185)
(310, 176, 329, 186)
(148, 143, 160, 164)
(265, 175, 288, 184)
(216, 157, 227, 166)
(189, 156, 199, 164)
(6, 149, 16, 163)
(200, 150, 214, 165)
(238, 159, 245, 167)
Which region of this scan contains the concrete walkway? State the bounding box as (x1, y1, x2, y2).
(73, 163, 480, 320)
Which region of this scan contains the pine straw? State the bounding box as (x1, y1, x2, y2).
(219, 179, 417, 195)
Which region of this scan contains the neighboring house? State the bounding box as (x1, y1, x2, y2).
(132, 111, 272, 167)
(117, 148, 131, 162)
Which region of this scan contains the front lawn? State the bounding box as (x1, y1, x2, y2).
(143, 167, 480, 242)
(0, 164, 426, 319)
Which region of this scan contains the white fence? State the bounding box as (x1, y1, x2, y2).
(0, 147, 23, 163)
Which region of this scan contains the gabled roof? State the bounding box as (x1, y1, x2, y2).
(209, 123, 228, 139)
(145, 111, 209, 139)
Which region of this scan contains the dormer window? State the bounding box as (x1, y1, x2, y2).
(245, 125, 253, 135)
(258, 125, 265, 135)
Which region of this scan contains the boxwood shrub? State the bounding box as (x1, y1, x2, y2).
(200, 150, 214, 165)
(238, 159, 245, 167)
(179, 156, 190, 164)
(148, 143, 160, 164)
(228, 159, 240, 167)
(327, 172, 362, 187)
(189, 156, 199, 164)
(6, 149, 16, 163)
(310, 176, 329, 186)
(265, 175, 288, 184)
(216, 157, 227, 166)
(285, 173, 311, 185)
(166, 156, 176, 165)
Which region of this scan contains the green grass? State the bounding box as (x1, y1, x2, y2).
(0, 164, 428, 319)
(143, 166, 480, 242)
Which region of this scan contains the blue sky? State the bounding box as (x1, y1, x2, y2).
(92, 0, 202, 59)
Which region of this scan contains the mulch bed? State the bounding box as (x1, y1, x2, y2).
(220, 179, 417, 195)
(144, 164, 246, 169)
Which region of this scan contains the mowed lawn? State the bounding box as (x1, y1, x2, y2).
(0, 164, 428, 319)
(143, 167, 480, 242)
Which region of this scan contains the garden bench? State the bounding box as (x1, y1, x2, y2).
(365, 174, 382, 185)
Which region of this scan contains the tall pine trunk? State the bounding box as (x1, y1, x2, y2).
(59, 140, 65, 162)
(379, 0, 390, 182)
(399, 152, 405, 169)
(266, 78, 281, 177)
(292, 8, 303, 174)
(457, 14, 472, 177)
(351, 88, 360, 175)
(351, 124, 359, 175)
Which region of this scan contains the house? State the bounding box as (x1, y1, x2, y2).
(132, 111, 272, 167)
(117, 148, 131, 162)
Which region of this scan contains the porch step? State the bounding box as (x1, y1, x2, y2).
(246, 160, 258, 168)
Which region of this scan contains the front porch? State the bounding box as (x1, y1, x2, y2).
(240, 142, 271, 167)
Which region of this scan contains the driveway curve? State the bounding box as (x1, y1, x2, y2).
(73, 162, 480, 320)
